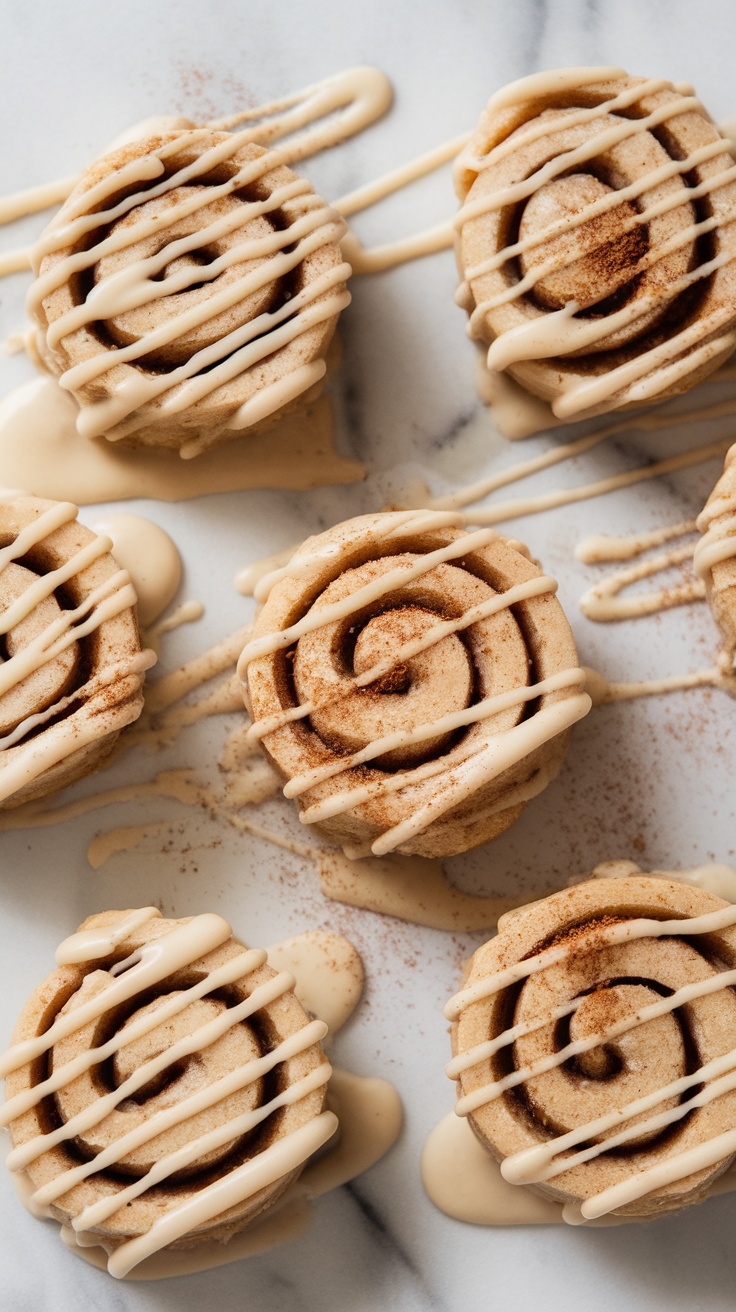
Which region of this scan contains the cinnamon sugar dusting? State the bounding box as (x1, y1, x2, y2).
(544, 912, 624, 953)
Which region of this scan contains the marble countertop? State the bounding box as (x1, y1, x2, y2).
(2, 1, 736, 1309)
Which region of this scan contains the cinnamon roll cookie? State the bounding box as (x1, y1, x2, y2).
(446, 874, 736, 1222)
(695, 444, 736, 662)
(30, 127, 351, 455)
(0, 494, 153, 808)
(239, 510, 590, 858)
(2, 908, 335, 1278)
(455, 68, 736, 422)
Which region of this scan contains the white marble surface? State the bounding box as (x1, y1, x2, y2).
(2, 1, 736, 1309)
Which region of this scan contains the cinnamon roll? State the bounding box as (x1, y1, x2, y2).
(0, 494, 153, 808)
(695, 444, 736, 660)
(455, 68, 736, 421)
(30, 128, 351, 455)
(447, 875, 736, 1221)
(239, 510, 590, 858)
(2, 908, 335, 1278)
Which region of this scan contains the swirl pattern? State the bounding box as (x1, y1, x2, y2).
(240, 510, 590, 858)
(447, 875, 736, 1220)
(455, 68, 736, 420)
(695, 444, 736, 660)
(0, 494, 153, 808)
(30, 129, 351, 454)
(1, 908, 334, 1278)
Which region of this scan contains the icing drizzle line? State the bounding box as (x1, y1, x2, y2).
(1, 908, 336, 1279)
(694, 445, 736, 593)
(455, 71, 736, 418)
(0, 497, 155, 803)
(0, 69, 394, 453)
(237, 508, 590, 855)
(445, 898, 736, 1222)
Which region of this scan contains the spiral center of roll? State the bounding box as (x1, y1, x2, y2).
(518, 175, 646, 311)
(93, 187, 282, 367)
(302, 606, 474, 769)
(559, 982, 685, 1145)
(352, 612, 414, 694)
(514, 956, 691, 1149)
(53, 987, 265, 1178)
(568, 986, 642, 1080)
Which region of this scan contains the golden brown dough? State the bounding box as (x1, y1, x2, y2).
(0, 494, 151, 808)
(241, 510, 589, 858)
(31, 129, 350, 453)
(449, 875, 736, 1219)
(3, 909, 331, 1273)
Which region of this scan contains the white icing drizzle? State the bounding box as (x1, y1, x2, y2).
(264, 932, 364, 1035)
(316, 850, 524, 932)
(567, 450, 735, 665)
(441, 436, 733, 528)
(422, 1112, 564, 1226)
(4, 913, 402, 1279)
(0, 176, 78, 227)
(298, 675, 587, 856)
(147, 600, 204, 648)
(694, 520, 736, 584)
(0, 496, 155, 803)
(576, 519, 698, 565)
(0, 492, 726, 880)
(455, 69, 736, 418)
(0, 65, 392, 233)
(29, 148, 350, 444)
(694, 452, 736, 584)
(427, 862, 736, 1227)
(235, 543, 298, 599)
(473, 355, 557, 439)
(50, 1066, 401, 1279)
(246, 569, 560, 742)
(238, 508, 590, 855)
(576, 519, 703, 621)
(108, 1114, 336, 1278)
(464, 67, 627, 124)
(204, 66, 392, 156)
(241, 506, 467, 623)
(1, 67, 734, 536)
(423, 1110, 736, 1228)
(430, 385, 736, 515)
(337, 135, 463, 274)
(573, 522, 736, 704)
(0, 68, 395, 456)
(1, 910, 340, 1278)
(589, 663, 735, 703)
(0, 248, 32, 277)
(0, 69, 393, 261)
(55, 907, 162, 965)
(446, 902, 736, 1017)
(445, 896, 736, 1222)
